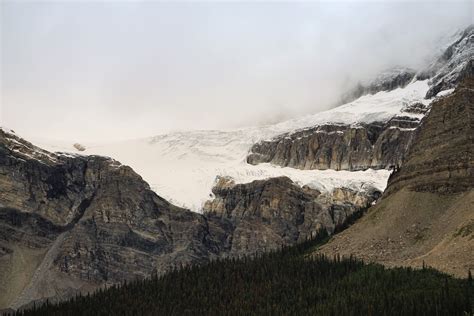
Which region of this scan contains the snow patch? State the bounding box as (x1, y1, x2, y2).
(436, 88, 455, 97)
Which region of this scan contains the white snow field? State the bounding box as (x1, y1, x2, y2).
(32, 79, 432, 211)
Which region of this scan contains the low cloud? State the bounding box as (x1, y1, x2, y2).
(1, 1, 472, 141)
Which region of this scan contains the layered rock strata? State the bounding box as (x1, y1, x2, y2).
(247, 113, 421, 171)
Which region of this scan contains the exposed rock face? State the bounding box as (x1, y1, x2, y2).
(0, 129, 380, 310)
(316, 76, 474, 277)
(203, 176, 380, 256)
(341, 67, 417, 104)
(386, 76, 474, 195)
(421, 25, 474, 98)
(247, 114, 420, 171)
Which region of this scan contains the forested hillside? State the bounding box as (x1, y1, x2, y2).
(11, 231, 473, 316)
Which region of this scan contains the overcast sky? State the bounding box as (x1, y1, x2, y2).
(1, 1, 472, 141)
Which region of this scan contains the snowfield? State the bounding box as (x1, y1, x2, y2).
(30, 80, 431, 211)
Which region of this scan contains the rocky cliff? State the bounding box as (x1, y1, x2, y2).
(247, 112, 421, 171)
(203, 176, 380, 255)
(316, 76, 474, 277)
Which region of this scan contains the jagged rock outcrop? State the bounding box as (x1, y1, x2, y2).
(247, 114, 420, 171)
(316, 76, 474, 277)
(0, 128, 380, 310)
(341, 67, 417, 104)
(420, 25, 474, 98)
(203, 176, 381, 256)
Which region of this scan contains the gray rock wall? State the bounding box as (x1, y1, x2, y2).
(247, 114, 421, 171)
(203, 176, 380, 256)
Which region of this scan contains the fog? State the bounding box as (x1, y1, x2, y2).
(1, 1, 472, 141)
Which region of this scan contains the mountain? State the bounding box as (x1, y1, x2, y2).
(1, 25, 473, 310)
(316, 75, 474, 277)
(0, 128, 380, 310)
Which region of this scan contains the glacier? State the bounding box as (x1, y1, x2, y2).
(30, 79, 433, 211)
